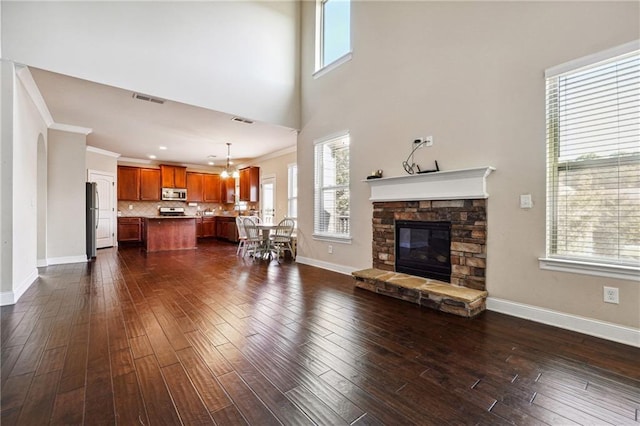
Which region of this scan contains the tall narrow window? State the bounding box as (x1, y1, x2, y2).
(545, 44, 639, 271)
(314, 133, 350, 239)
(316, 0, 351, 72)
(287, 164, 298, 220)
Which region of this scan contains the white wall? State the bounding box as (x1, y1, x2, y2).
(0, 60, 15, 295)
(0, 63, 48, 303)
(298, 2, 640, 330)
(2, 1, 300, 129)
(12, 67, 46, 293)
(47, 129, 87, 263)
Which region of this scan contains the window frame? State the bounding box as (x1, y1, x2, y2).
(314, 0, 352, 78)
(287, 163, 297, 221)
(313, 131, 351, 243)
(539, 40, 640, 281)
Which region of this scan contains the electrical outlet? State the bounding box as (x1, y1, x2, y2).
(603, 286, 619, 304)
(413, 136, 434, 149)
(128, 204, 133, 210)
(328, 245, 333, 254)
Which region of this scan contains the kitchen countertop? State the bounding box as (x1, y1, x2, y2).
(144, 215, 199, 219)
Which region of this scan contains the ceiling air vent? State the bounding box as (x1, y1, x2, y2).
(231, 116, 254, 124)
(132, 93, 165, 105)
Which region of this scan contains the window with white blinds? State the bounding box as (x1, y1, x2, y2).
(314, 133, 350, 239)
(545, 45, 639, 268)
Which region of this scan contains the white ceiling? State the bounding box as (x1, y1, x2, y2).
(30, 67, 298, 168)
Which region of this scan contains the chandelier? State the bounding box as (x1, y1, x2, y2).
(221, 142, 239, 179)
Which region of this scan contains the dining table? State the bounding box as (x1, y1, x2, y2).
(255, 223, 276, 258)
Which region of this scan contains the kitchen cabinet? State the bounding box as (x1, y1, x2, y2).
(144, 217, 197, 252)
(140, 168, 161, 201)
(186, 173, 204, 202)
(203, 174, 221, 202)
(216, 216, 238, 242)
(117, 166, 140, 201)
(118, 217, 142, 242)
(239, 167, 260, 202)
(160, 165, 187, 188)
(201, 217, 216, 237)
(220, 177, 235, 204)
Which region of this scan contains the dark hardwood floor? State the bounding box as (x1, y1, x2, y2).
(2, 240, 639, 425)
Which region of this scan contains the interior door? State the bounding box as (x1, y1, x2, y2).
(88, 170, 115, 249)
(261, 175, 275, 224)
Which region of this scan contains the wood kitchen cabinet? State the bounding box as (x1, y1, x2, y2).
(186, 173, 204, 202)
(160, 165, 187, 188)
(118, 217, 142, 242)
(216, 216, 238, 242)
(203, 174, 221, 202)
(117, 166, 140, 201)
(201, 217, 216, 237)
(239, 166, 260, 202)
(140, 168, 161, 201)
(220, 177, 235, 204)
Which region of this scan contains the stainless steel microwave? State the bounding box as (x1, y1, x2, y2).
(162, 188, 187, 201)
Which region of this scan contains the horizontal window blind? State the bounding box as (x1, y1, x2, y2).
(314, 134, 350, 237)
(546, 49, 640, 265)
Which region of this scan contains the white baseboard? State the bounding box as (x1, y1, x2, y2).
(295, 256, 357, 276)
(0, 269, 38, 306)
(487, 297, 640, 348)
(37, 258, 48, 267)
(46, 255, 88, 266)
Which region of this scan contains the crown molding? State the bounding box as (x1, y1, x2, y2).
(87, 146, 121, 158)
(239, 144, 297, 168)
(15, 65, 54, 126)
(49, 122, 93, 135)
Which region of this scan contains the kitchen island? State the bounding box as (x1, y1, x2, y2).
(144, 216, 197, 252)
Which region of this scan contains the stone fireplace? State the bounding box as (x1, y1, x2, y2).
(352, 167, 494, 317)
(373, 199, 487, 290)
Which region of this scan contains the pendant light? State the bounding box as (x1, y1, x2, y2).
(221, 142, 239, 179)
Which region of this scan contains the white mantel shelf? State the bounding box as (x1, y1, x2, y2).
(363, 167, 495, 202)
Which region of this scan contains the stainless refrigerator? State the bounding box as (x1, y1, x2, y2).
(86, 182, 98, 259)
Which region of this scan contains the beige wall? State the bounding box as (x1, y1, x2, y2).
(47, 129, 87, 261)
(246, 149, 297, 224)
(297, 1, 640, 328)
(86, 149, 117, 175)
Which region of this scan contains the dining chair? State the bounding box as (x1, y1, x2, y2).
(247, 215, 262, 225)
(235, 216, 248, 256)
(242, 217, 263, 258)
(269, 217, 296, 261)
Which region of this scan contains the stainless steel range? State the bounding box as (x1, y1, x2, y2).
(159, 207, 186, 216)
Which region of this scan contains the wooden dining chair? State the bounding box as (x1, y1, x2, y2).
(269, 218, 296, 261)
(235, 216, 248, 256)
(242, 217, 262, 258)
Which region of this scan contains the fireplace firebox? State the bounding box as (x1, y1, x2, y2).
(395, 220, 451, 282)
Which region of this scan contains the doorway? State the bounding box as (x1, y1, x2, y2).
(261, 175, 275, 224)
(88, 170, 115, 248)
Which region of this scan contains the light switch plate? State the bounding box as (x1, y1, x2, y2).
(520, 194, 533, 209)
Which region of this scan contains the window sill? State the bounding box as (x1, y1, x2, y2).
(313, 52, 353, 79)
(539, 257, 640, 281)
(312, 233, 352, 244)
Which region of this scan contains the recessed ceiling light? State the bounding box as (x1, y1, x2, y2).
(208, 161, 215, 166)
(229, 161, 234, 165)
(148, 154, 157, 159)
(159, 146, 167, 150)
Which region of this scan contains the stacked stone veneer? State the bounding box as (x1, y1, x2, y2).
(372, 199, 487, 291)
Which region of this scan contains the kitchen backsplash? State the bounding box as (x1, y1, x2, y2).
(117, 201, 255, 217)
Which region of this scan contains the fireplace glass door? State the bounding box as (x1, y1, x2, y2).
(395, 220, 451, 282)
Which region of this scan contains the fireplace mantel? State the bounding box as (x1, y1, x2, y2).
(364, 167, 495, 202)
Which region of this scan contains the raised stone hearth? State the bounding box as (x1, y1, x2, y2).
(359, 168, 494, 317)
(352, 268, 487, 317)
